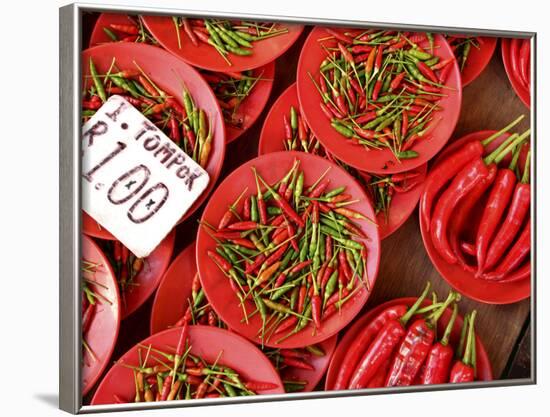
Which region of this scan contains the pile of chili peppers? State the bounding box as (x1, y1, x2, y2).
(172, 18, 288, 65)
(508, 38, 531, 93)
(102, 241, 144, 306)
(421, 115, 531, 282)
(83, 58, 213, 168)
(101, 15, 157, 45)
(281, 105, 423, 224)
(205, 160, 371, 344)
(170, 273, 328, 391)
(311, 29, 452, 160)
(333, 283, 480, 389)
(445, 35, 479, 72)
(264, 345, 325, 392)
(202, 69, 265, 130)
(115, 325, 277, 402)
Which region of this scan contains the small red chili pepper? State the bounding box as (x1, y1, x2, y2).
(110, 23, 139, 35)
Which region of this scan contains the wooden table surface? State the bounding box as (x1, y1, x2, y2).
(82, 17, 531, 402)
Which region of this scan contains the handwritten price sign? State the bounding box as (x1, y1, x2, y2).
(82, 96, 210, 257)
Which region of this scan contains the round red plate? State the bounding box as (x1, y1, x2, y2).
(196, 151, 381, 348)
(82, 235, 121, 395)
(259, 83, 427, 239)
(297, 27, 462, 174)
(81, 43, 226, 238)
(104, 230, 175, 319)
(420, 131, 531, 304)
(142, 16, 304, 72)
(150, 241, 197, 334)
(325, 297, 493, 390)
(91, 325, 284, 404)
(459, 37, 497, 86)
(222, 62, 275, 143)
(501, 38, 530, 108)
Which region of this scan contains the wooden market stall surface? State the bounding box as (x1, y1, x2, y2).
(82, 18, 532, 402)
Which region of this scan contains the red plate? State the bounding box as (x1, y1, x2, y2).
(258, 83, 427, 239)
(91, 325, 284, 404)
(82, 235, 121, 395)
(501, 38, 530, 108)
(106, 230, 175, 319)
(222, 62, 275, 143)
(196, 151, 381, 348)
(420, 131, 531, 304)
(81, 43, 226, 239)
(325, 297, 493, 390)
(297, 27, 462, 174)
(142, 16, 304, 72)
(150, 242, 338, 392)
(150, 241, 197, 334)
(459, 37, 497, 86)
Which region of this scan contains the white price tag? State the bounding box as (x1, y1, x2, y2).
(82, 95, 210, 257)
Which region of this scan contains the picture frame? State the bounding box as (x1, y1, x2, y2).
(59, 3, 535, 413)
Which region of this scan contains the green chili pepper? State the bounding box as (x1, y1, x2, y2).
(103, 27, 118, 41)
(290, 106, 298, 131)
(331, 121, 354, 138)
(250, 195, 259, 222)
(89, 58, 107, 102)
(396, 150, 419, 159)
(408, 48, 432, 60)
(294, 171, 304, 207)
(323, 269, 339, 305)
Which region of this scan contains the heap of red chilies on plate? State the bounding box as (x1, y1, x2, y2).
(170, 274, 325, 393)
(333, 282, 480, 389)
(101, 15, 157, 44)
(83, 58, 213, 168)
(205, 160, 371, 344)
(115, 325, 277, 402)
(172, 18, 288, 64)
(282, 105, 423, 224)
(311, 29, 452, 160)
(508, 38, 531, 93)
(202, 69, 265, 130)
(422, 115, 531, 282)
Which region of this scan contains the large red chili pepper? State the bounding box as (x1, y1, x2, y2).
(332, 304, 407, 390)
(385, 291, 457, 387)
(348, 283, 431, 389)
(430, 159, 491, 264)
(420, 141, 484, 227)
(483, 219, 530, 280)
(475, 168, 517, 271)
(450, 311, 477, 383)
(448, 164, 497, 271)
(483, 183, 530, 271)
(420, 304, 459, 385)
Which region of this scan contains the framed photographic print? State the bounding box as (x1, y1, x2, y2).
(59, 2, 535, 413)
